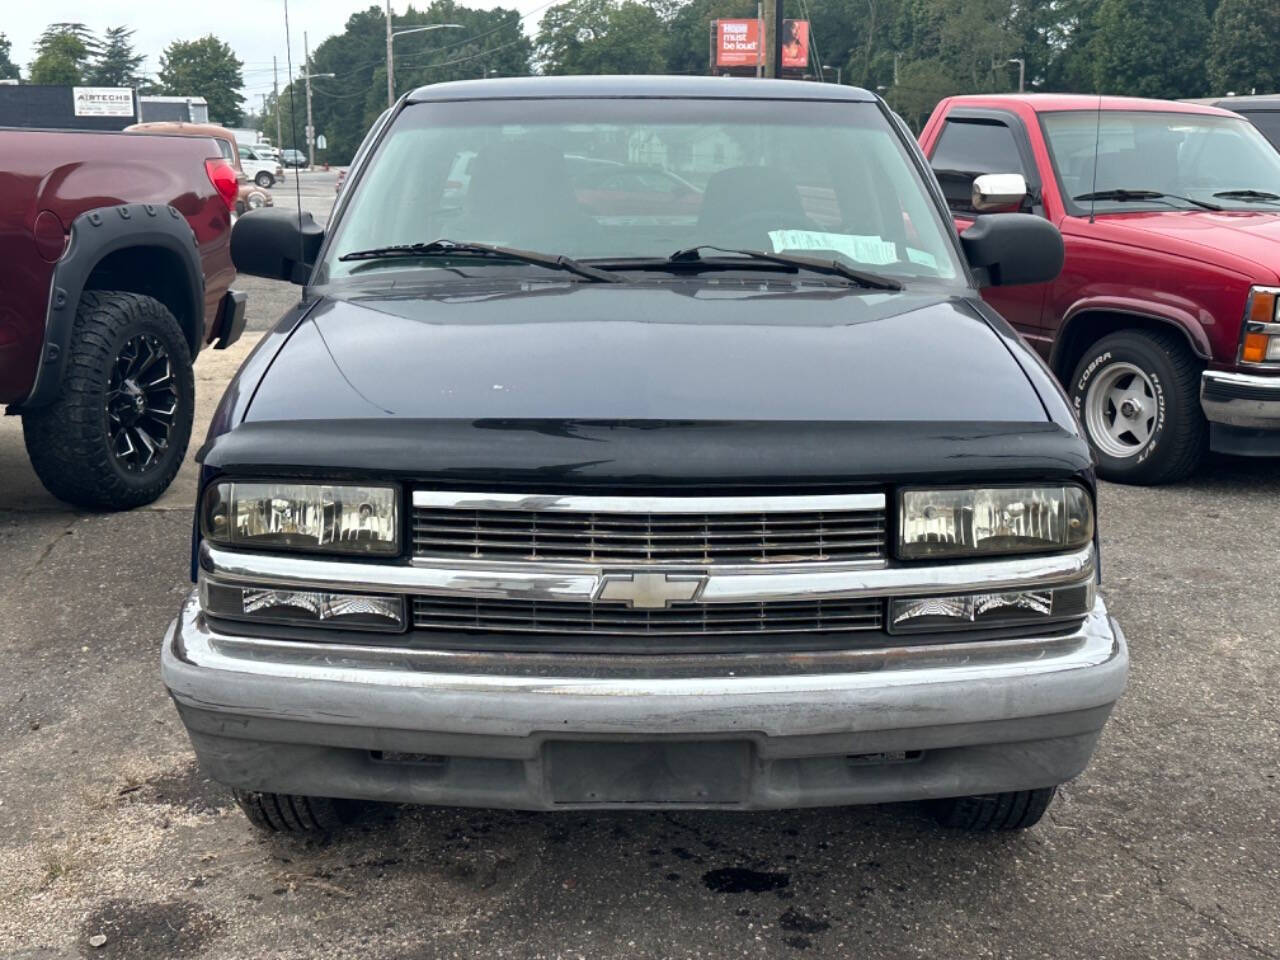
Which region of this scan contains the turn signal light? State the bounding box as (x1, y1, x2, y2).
(200, 576, 405, 632)
(1242, 287, 1280, 365)
(1247, 289, 1278, 324)
(1243, 332, 1270, 364)
(888, 583, 1094, 634)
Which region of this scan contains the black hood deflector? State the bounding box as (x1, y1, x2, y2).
(200, 417, 1091, 489)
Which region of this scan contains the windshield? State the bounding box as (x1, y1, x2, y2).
(1042, 110, 1280, 214)
(320, 97, 962, 285)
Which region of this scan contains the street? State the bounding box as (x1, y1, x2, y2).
(2, 172, 1278, 960)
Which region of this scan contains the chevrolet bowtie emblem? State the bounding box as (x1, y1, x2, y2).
(596, 572, 706, 609)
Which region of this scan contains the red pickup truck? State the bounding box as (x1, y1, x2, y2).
(1, 128, 245, 508)
(920, 94, 1280, 483)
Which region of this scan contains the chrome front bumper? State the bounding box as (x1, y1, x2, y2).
(1201, 370, 1280, 456)
(1201, 370, 1280, 429)
(162, 583, 1127, 810)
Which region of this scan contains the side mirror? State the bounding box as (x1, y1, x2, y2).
(231, 208, 325, 284)
(971, 173, 1028, 212)
(960, 213, 1064, 287)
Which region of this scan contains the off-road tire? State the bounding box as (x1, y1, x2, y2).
(930, 786, 1057, 831)
(254, 170, 274, 188)
(22, 291, 194, 510)
(1068, 329, 1206, 485)
(232, 789, 355, 834)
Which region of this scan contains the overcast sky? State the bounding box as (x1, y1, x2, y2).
(4, 0, 552, 102)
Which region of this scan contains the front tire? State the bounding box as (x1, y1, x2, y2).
(254, 171, 274, 188)
(232, 790, 356, 834)
(1069, 330, 1206, 485)
(22, 291, 194, 510)
(930, 787, 1057, 831)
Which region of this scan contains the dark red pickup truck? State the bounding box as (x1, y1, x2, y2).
(1, 128, 245, 508)
(920, 95, 1280, 483)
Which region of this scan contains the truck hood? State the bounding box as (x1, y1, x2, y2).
(1092, 210, 1280, 280)
(244, 280, 1047, 424)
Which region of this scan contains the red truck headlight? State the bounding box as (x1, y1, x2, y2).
(204, 159, 239, 213)
(1242, 287, 1280, 364)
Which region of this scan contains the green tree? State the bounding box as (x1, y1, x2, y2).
(29, 23, 97, 85)
(0, 33, 20, 80)
(158, 35, 245, 125)
(87, 26, 144, 87)
(1207, 0, 1280, 96)
(536, 0, 667, 75)
(282, 2, 531, 165)
(1092, 0, 1209, 98)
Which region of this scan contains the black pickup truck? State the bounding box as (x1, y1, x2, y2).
(163, 77, 1127, 834)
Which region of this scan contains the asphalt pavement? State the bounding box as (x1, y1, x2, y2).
(1, 171, 1278, 959)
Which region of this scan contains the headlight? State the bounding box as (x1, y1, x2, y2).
(898, 485, 1093, 559)
(202, 481, 399, 555)
(1241, 286, 1280, 364)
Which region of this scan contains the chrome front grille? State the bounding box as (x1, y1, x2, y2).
(412, 596, 884, 636)
(411, 491, 887, 565)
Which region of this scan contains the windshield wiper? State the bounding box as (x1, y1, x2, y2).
(662, 245, 903, 291)
(338, 239, 626, 283)
(1213, 189, 1280, 206)
(1073, 189, 1222, 211)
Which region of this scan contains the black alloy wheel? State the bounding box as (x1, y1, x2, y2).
(22, 290, 194, 510)
(106, 333, 179, 474)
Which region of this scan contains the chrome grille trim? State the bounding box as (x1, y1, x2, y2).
(411, 491, 888, 565)
(411, 491, 886, 513)
(411, 597, 884, 636)
(201, 543, 1096, 605)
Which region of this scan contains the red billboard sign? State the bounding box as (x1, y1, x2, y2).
(716, 19, 762, 68)
(781, 19, 810, 70)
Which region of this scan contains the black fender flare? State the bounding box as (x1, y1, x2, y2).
(21, 203, 203, 410)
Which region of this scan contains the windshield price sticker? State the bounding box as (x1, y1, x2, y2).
(769, 230, 898, 265)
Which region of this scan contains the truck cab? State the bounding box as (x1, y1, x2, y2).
(919, 94, 1280, 483)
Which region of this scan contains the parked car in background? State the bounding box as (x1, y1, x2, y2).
(0, 127, 244, 509)
(127, 121, 274, 216)
(139, 95, 209, 124)
(921, 94, 1280, 483)
(282, 148, 309, 168)
(239, 143, 284, 187)
(165, 76, 1125, 837)
(1188, 94, 1280, 149)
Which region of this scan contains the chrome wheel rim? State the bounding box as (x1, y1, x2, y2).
(105, 334, 178, 473)
(1084, 361, 1157, 459)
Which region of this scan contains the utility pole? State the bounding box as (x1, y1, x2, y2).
(761, 0, 776, 77)
(385, 0, 395, 108)
(772, 0, 783, 78)
(1008, 57, 1025, 93)
(301, 33, 335, 168)
(755, 2, 763, 78)
(385, 12, 464, 108)
(272, 56, 283, 151)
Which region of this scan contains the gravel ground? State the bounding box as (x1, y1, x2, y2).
(1, 173, 1277, 959)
